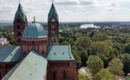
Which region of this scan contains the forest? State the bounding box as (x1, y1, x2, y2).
(59, 27, 130, 80)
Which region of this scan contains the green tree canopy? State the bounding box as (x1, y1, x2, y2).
(80, 50, 88, 66)
(87, 55, 104, 76)
(118, 54, 130, 75)
(94, 69, 114, 80)
(72, 50, 82, 68)
(108, 58, 124, 76)
(125, 44, 130, 54)
(92, 32, 109, 42)
(91, 41, 112, 55)
(74, 37, 92, 50)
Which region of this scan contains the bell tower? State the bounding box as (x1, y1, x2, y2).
(13, 3, 28, 46)
(48, 3, 59, 45)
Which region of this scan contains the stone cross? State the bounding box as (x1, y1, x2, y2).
(19, 0, 22, 3)
(51, 0, 54, 3)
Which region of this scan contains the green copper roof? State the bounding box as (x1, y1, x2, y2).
(2, 50, 47, 80)
(0, 46, 25, 62)
(22, 22, 47, 39)
(48, 3, 58, 22)
(43, 45, 75, 61)
(14, 3, 27, 22)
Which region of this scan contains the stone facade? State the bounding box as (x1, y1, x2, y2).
(47, 61, 78, 80)
(0, 63, 16, 79)
(48, 16, 59, 45)
(13, 16, 28, 46)
(22, 38, 48, 54)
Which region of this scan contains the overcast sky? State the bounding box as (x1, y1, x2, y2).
(0, 0, 130, 22)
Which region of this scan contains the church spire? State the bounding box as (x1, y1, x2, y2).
(14, 3, 27, 22)
(48, 3, 58, 22)
(13, 3, 28, 46)
(48, 3, 59, 45)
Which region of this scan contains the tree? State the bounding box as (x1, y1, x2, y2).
(61, 41, 70, 45)
(72, 50, 82, 68)
(91, 41, 112, 56)
(92, 32, 109, 42)
(112, 42, 124, 53)
(80, 50, 88, 66)
(108, 58, 124, 77)
(94, 69, 114, 80)
(118, 54, 130, 75)
(75, 32, 82, 38)
(74, 37, 92, 50)
(125, 44, 130, 54)
(87, 56, 104, 77)
(91, 41, 113, 67)
(101, 78, 114, 80)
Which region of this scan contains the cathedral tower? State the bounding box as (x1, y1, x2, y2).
(48, 3, 59, 45)
(13, 3, 28, 46)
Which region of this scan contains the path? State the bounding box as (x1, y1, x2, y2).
(78, 67, 92, 80)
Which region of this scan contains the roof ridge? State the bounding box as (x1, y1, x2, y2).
(68, 45, 72, 59)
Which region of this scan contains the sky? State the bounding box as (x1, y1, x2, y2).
(0, 0, 130, 22)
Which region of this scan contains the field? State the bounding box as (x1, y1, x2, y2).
(78, 73, 90, 80)
(126, 77, 130, 80)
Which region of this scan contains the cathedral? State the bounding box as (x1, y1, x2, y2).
(0, 3, 78, 80)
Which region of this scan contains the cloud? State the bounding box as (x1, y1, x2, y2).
(0, 0, 130, 21)
(54, 0, 96, 6)
(55, 1, 77, 5)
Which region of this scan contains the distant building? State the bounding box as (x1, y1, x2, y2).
(80, 24, 100, 29)
(0, 38, 9, 45)
(0, 3, 78, 80)
(127, 73, 130, 76)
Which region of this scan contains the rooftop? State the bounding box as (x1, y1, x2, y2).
(22, 22, 47, 39)
(0, 46, 25, 62)
(48, 3, 58, 22)
(43, 45, 75, 61)
(14, 3, 27, 22)
(2, 50, 47, 80)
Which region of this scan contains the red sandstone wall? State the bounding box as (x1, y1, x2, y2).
(48, 16, 59, 45)
(22, 38, 48, 54)
(13, 16, 28, 46)
(0, 62, 16, 79)
(47, 61, 78, 80)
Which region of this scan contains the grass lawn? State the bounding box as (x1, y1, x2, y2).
(126, 77, 130, 80)
(78, 73, 90, 80)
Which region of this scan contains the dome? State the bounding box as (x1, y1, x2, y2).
(22, 22, 47, 39)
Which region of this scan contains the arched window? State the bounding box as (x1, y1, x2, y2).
(18, 39, 21, 42)
(63, 71, 66, 79)
(32, 41, 34, 45)
(17, 19, 21, 22)
(54, 38, 56, 43)
(0, 73, 1, 79)
(22, 13, 23, 16)
(18, 32, 21, 36)
(53, 71, 56, 80)
(17, 25, 20, 29)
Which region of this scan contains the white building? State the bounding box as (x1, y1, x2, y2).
(80, 24, 100, 29)
(0, 38, 9, 45)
